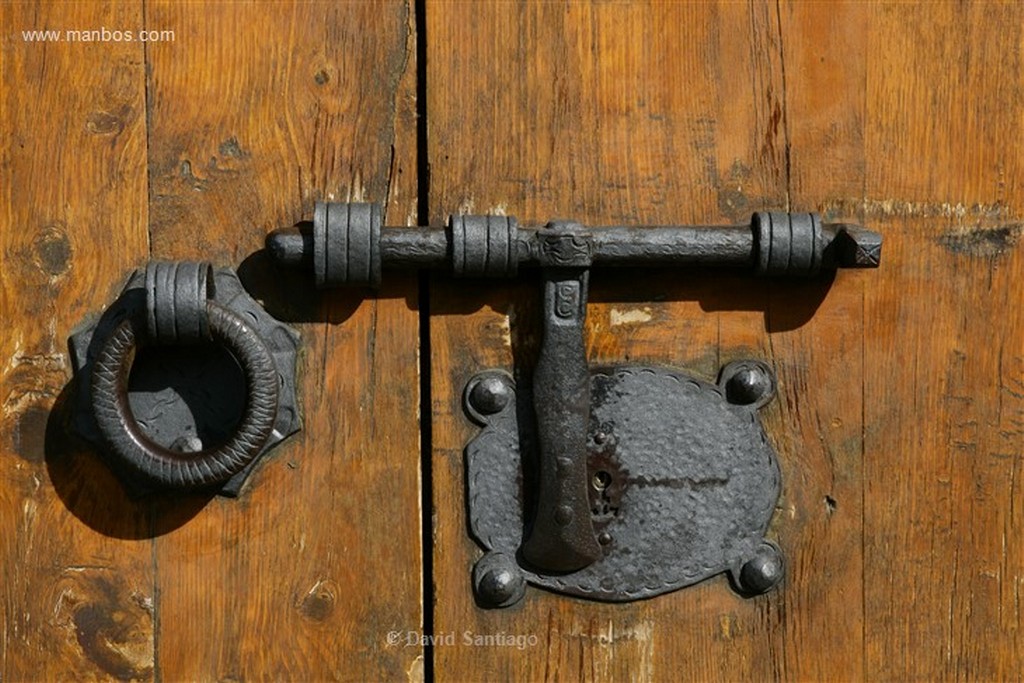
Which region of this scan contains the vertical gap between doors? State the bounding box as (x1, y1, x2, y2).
(414, 0, 435, 680)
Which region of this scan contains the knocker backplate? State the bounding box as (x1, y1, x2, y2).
(465, 364, 782, 602)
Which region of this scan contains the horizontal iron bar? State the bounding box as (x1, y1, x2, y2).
(266, 204, 882, 286)
(267, 220, 875, 271)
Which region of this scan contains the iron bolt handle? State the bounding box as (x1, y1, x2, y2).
(268, 203, 882, 573)
(523, 223, 602, 570)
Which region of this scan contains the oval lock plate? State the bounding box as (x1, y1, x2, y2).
(465, 361, 782, 602)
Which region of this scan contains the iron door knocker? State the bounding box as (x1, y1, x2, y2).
(69, 261, 301, 497)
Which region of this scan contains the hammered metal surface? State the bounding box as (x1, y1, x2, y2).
(466, 365, 780, 602)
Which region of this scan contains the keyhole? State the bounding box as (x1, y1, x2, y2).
(592, 471, 612, 491)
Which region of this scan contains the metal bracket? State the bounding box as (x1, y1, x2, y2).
(268, 202, 881, 604)
(69, 262, 302, 497)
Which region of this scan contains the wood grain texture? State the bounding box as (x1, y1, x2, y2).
(143, 1, 422, 680)
(767, 4, 869, 681)
(1, 2, 155, 680)
(427, 1, 1021, 680)
(859, 3, 1024, 680)
(2, 1, 423, 680)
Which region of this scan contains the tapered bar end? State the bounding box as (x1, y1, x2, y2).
(824, 224, 882, 268)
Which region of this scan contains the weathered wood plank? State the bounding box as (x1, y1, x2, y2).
(0, 1, 155, 679)
(427, 1, 861, 679)
(769, 3, 870, 680)
(142, 1, 422, 679)
(3, 1, 423, 680)
(860, 3, 1024, 679)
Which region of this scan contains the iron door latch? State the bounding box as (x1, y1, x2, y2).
(69, 261, 301, 497)
(266, 204, 881, 606)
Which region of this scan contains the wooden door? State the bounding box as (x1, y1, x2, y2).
(426, 2, 1023, 681)
(2, 2, 1022, 681)
(1, 2, 424, 680)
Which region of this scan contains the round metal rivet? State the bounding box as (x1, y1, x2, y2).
(468, 375, 511, 415)
(555, 505, 574, 526)
(726, 365, 773, 405)
(472, 552, 526, 608)
(739, 543, 785, 594)
(479, 569, 517, 604)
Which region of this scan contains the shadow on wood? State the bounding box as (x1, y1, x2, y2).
(45, 381, 214, 539)
(237, 248, 421, 326)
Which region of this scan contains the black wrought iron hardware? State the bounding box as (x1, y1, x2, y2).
(266, 207, 880, 285)
(268, 202, 881, 606)
(68, 261, 301, 497)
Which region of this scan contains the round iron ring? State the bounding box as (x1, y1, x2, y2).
(90, 300, 280, 491)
